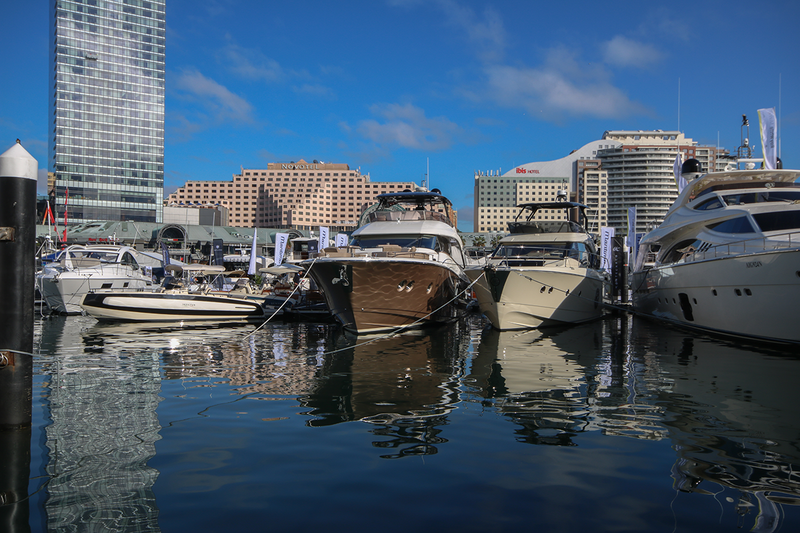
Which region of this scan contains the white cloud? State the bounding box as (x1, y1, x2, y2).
(602, 36, 663, 68)
(388, 0, 506, 62)
(292, 83, 336, 99)
(218, 43, 291, 83)
(172, 68, 254, 124)
(483, 47, 650, 120)
(436, 0, 506, 63)
(354, 103, 462, 150)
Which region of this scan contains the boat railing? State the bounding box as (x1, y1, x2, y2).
(365, 209, 451, 225)
(316, 245, 432, 260)
(683, 229, 800, 263)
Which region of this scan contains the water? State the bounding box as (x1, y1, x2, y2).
(14, 313, 800, 532)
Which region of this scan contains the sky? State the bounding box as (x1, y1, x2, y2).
(2, 0, 799, 230)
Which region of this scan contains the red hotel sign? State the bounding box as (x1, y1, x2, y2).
(515, 168, 540, 174)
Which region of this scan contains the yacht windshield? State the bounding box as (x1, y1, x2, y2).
(494, 242, 588, 260)
(351, 235, 438, 250)
(723, 190, 800, 205)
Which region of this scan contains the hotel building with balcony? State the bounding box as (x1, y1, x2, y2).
(165, 160, 418, 231)
(598, 131, 729, 233)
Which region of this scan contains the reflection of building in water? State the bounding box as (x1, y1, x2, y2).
(300, 321, 474, 458)
(39, 317, 162, 531)
(156, 323, 333, 397)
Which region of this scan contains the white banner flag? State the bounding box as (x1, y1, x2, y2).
(673, 153, 687, 192)
(600, 227, 615, 271)
(626, 207, 637, 249)
(274, 232, 289, 266)
(248, 228, 258, 275)
(335, 233, 349, 247)
(758, 107, 777, 170)
(318, 226, 329, 251)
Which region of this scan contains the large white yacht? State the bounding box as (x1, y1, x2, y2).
(38, 244, 156, 314)
(630, 158, 800, 343)
(302, 190, 472, 334)
(467, 200, 607, 330)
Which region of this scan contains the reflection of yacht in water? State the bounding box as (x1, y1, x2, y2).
(637, 319, 800, 530)
(300, 323, 473, 457)
(467, 323, 606, 446)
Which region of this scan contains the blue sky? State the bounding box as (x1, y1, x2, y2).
(2, 0, 799, 229)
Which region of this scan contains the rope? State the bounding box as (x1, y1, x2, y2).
(0, 348, 38, 362)
(243, 257, 319, 339)
(314, 271, 486, 357)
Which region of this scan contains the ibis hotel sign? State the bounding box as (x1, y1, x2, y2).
(515, 167, 540, 174)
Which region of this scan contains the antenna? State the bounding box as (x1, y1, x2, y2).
(677, 77, 681, 132)
(779, 73, 782, 159)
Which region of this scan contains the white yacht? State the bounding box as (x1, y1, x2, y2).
(467, 201, 607, 330)
(80, 264, 266, 322)
(38, 244, 156, 314)
(302, 190, 472, 333)
(630, 160, 800, 343)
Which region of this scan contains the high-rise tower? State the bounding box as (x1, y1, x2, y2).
(49, 0, 166, 223)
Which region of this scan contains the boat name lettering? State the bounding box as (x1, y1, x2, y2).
(746, 261, 762, 268)
(515, 168, 540, 174)
(281, 164, 320, 170)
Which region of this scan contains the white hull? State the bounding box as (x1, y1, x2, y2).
(80, 291, 266, 322)
(40, 273, 154, 314)
(468, 266, 606, 330)
(631, 248, 800, 343)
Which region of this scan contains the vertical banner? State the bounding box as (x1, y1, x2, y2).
(626, 207, 636, 247)
(335, 233, 349, 247)
(248, 228, 258, 275)
(274, 232, 289, 266)
(318, 226, 329, 252)
(626, 206, 638, 272)
(61, 187, 69, 242)
(673, 153, 687, 192)
(212, 238, 224, 266)
(758, 107, 777, 170)
(161, 241, 171, 266)
(600, 226, 615, 270)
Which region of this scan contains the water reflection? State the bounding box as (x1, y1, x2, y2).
(28, 313, 800, 532)
(36, 316, 162, 532)
(633, 320, 800, 530)
(300, 321, 474, 458)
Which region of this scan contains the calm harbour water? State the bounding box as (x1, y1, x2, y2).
(18, 312, 800, 532)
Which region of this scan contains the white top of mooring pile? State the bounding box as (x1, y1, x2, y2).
(0, 140, 38, 180)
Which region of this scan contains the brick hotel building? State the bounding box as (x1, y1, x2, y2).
(165, 160, 417, 231)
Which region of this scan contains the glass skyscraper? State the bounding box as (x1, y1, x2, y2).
(49, 0, 166, 223)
